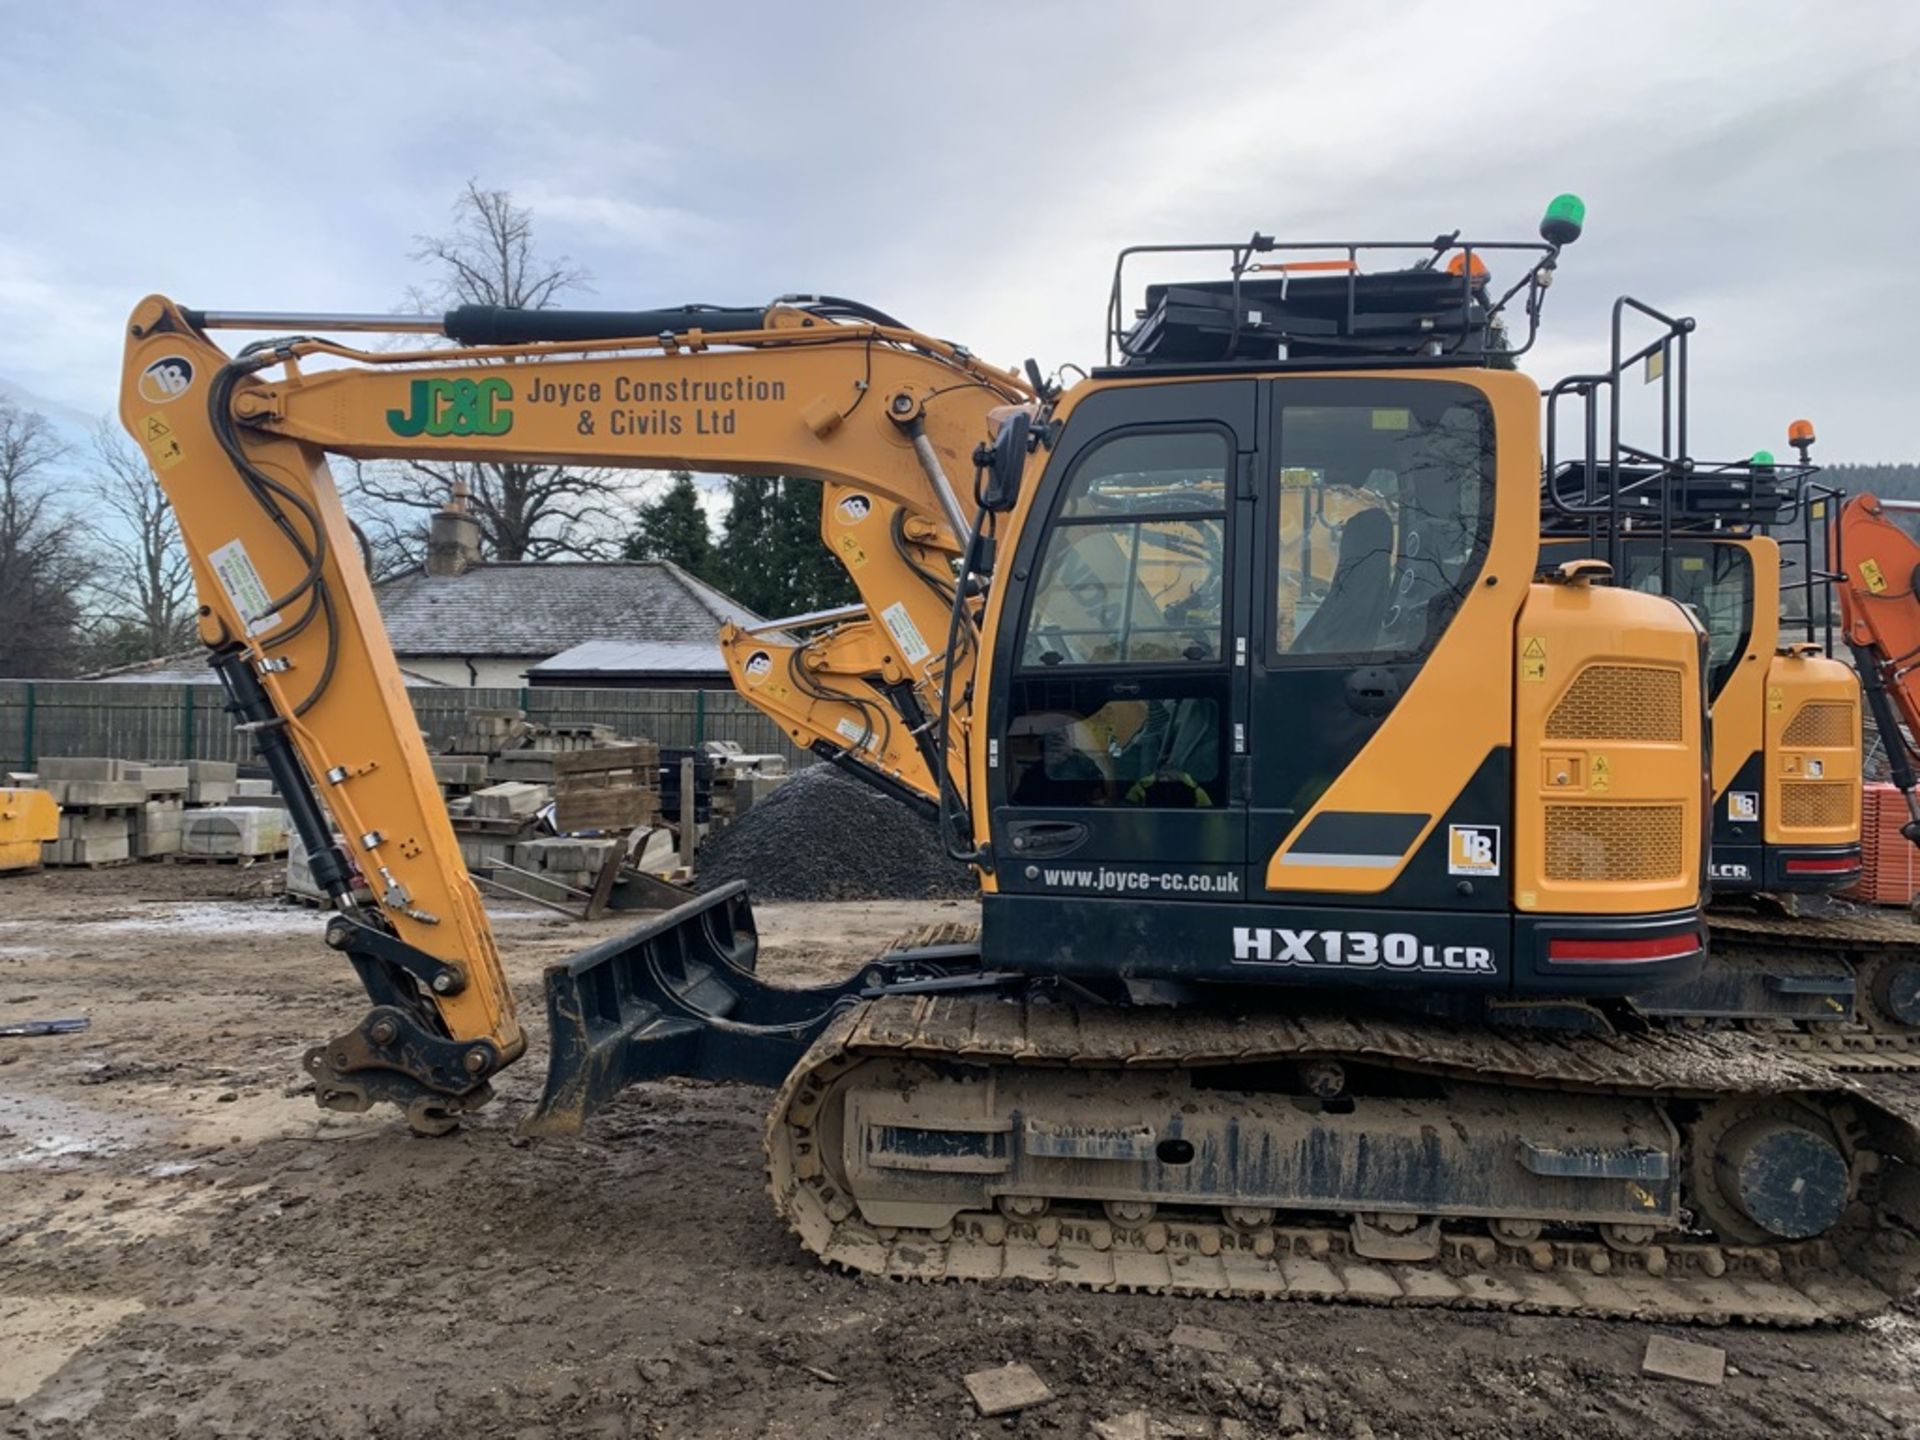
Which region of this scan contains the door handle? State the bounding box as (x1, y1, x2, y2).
(1006, 820, 1089, 857)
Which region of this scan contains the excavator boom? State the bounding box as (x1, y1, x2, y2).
(120, 294, 1026, 1129)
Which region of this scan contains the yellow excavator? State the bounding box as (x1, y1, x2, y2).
(119, 197, 1920, 1324)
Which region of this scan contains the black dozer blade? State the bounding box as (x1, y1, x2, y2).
(521, 881, 987, 1135)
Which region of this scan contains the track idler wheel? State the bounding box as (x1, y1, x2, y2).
(1692, 1101, 1852, 1243)
(1864, 954, 1920, 1030)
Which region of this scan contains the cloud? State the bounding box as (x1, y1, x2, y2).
(1, 0, 1916, 462)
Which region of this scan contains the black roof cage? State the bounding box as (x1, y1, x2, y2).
(1544, 295, 1840, 651)
(1104, 231, 1566, 371)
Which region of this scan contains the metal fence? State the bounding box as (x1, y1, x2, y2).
(0, 680, 813, 772)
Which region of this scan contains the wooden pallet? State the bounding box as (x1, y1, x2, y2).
(167, 850, 287, 867)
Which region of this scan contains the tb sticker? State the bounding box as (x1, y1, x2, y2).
(1448, 823, 1500, 877)
(1728, 791, 1760, 822)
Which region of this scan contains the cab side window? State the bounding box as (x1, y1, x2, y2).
(1272, 396, 1493, 662)
(1020, 432, 1229, 669)
(1009, 430, 1231, 809)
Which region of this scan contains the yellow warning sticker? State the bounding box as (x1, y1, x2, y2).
(1591, 753, 1612, 794)
(1370, 408, 1411, 431)
(1279, 467, 1316, 490)
(1767, 684, 1784, 713)
(1862, 557, 1888, 594)
(836, 533, 868, 569)
(139, 411, 185, 470)
(1520, 636, 1547, 682)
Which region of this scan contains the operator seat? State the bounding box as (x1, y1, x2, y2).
(1292, 506, 1393, 654)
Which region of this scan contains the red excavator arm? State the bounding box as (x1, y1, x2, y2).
(1834, 491, 1920, 841)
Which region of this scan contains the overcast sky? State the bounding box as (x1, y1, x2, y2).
(4, 0, 1917, 463)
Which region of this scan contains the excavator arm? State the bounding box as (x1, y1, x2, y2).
(119, 293, 1028, 1130)
(1834, 491, 1920, 842)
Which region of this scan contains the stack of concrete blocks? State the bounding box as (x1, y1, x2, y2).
(706, 745, 791, 828)
(430, 755, 490, 798)
(541, 722, 617, 753)
(507, 835, 622, 902)
(36, 758, 143, 867)
(228, 777, 287, 809)
(123, 763, 189, 858)
(450, 709, 536, 758)
(455, 781, 548, 869)
(486, 748, 561, 785)
(185, 760, 238, 807)
(285, 827, 333, 904)
(180, 805, 291, 860)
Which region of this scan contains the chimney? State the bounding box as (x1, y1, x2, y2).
(426, 478, 483, 576)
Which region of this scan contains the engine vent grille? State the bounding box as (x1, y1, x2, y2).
(1546, 666, 1683, 743)
(1779, 781, 1853, 831)
(1545, 804, 1685, 882)
(1781, 701, 1857, 750)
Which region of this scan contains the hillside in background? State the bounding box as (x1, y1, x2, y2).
(1827, 463, 1920, 502)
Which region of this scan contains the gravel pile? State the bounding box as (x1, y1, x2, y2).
(695, 762, 975, 901)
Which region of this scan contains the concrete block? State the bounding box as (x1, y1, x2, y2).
(232, 778, 276, 798)
(59, 811, 133, 841)
(43, 834, 131, 866)
(471, 782, 548, 819)
(487, 750, 560, 783)
(123, 764, 189, 794)
(431, 756, 490, 788)
(58, 781, 147, 808)
(180, 806, 290, 857)
(512, 836, 618, 873)
(458, 837, 519, 868)
(188, 780, 236, 806)
(39, 757, 124, 782)
(186, 760, 239, 783)
(134, 829, 182, 859)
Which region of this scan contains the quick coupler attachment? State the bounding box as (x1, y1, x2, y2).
(521, 881, 995, 1137)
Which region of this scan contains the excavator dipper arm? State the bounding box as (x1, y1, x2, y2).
(119, 294, 1026, 1131)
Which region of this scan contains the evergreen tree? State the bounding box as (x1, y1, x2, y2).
(710, 476, 857, 616)
(623, 471, 714, 573)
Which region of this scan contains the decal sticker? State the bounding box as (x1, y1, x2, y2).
(836, 493, 873, 525)
(386, 376, 513, 438)
(880, 601, 932, 665)
(1521, 635, 1547, 683)
(836, 532, 869, 569)
(1590, 753, 1612, 794)
(1447, 823, 1501, 877)
(1233, 926, 1494, 975)
(208, 538, 282, 637)
(1728, 790, 1760, 822)
(138, 413, 186, 471)
(1807, 758, 1825, 778)
(1767, 685, 1784, 714)
(1710, 862, 1752, 881)
(1861, 557, 1888, 595)
(742, 649, 774, 687)
(834, 716, 876, 750)
(137, 355, 195, 405)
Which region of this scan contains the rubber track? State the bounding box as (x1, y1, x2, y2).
(766, 996, 1920, 1325)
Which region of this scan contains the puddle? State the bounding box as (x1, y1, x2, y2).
(0, 1090, 171, 1171)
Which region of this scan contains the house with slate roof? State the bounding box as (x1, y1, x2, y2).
(93, 501, 763, 690)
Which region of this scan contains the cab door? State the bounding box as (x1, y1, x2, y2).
(1246, 377, 1508, 915)
(987, 382, 1254, 906)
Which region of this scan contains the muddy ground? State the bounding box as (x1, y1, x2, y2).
(1, 865, 1918, 1440)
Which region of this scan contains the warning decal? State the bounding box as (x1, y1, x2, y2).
(880, 601, 932, 666)
(208, 539, 283, 637)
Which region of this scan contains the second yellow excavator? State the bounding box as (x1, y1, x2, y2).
(119, 197, 1920, 1325)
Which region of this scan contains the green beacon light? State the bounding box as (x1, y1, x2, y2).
(1750, 450, 1776, 466)
(1540, 193, 1585, 247)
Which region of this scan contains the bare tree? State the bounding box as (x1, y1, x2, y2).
(80, 421, 195, 662)
(348, 182, 631, 561)
(0, 405, 89, 677)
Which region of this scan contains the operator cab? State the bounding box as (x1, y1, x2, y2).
(977, 201, 1711, 1005)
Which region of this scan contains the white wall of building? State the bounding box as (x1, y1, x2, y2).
(400, 656, 539, 690)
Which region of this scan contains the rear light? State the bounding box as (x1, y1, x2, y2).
(1548, 932, 1703, 965)
(1785, 855, 1860, 875)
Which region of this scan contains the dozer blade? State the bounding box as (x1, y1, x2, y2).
(520, 881, 988, 1135)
